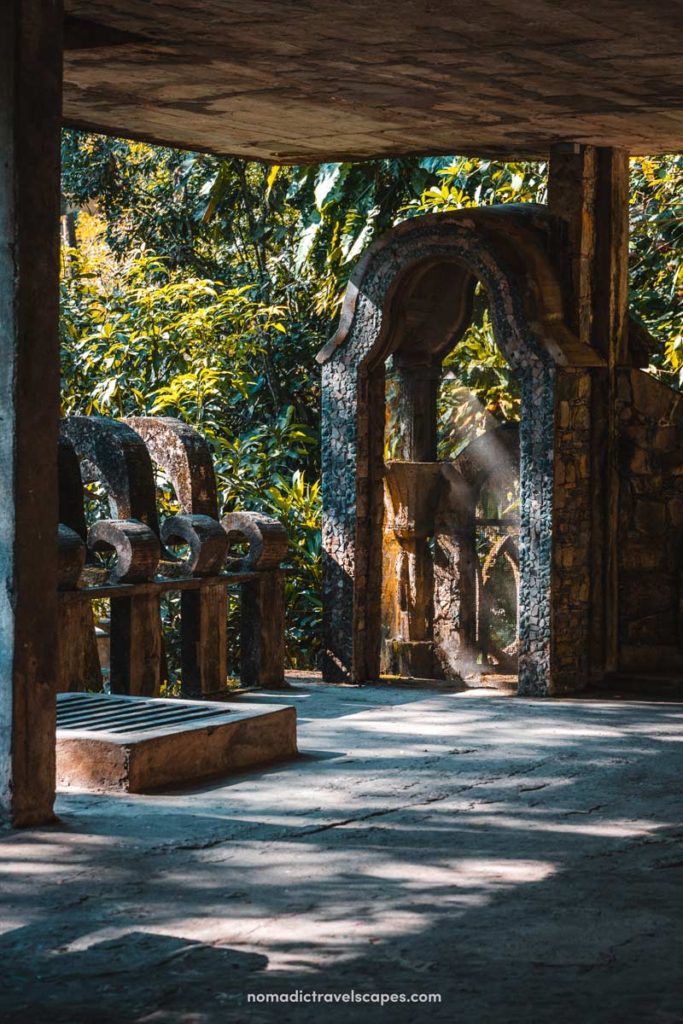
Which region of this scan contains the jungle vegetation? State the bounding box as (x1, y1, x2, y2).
(60, 136, 682, 671)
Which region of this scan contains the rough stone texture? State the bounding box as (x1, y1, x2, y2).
(57, 434, 103, 695)
(319, 207, 602, 695)
(88, 519, 161, 584)
(180, 586, 228, 698)
(125, 416, 219, 518)
(62, 416, 161, 537)
(548, 145, 631, 684)
(57, 417, 288, 697)
(57, 524, 86, 591)
(56, 601, 103, 696)
(222, 512, 289, 571)
(109, 592, 164, 699)
(615, 369, 683, 676)
(58, 435, 88, 542)
(124, 418, 228, 696)
(61, 2, 683, 160)
(240, 572, 287, 690)
(0, 680, 680, 1022)
(161, 514, 229, 577)
(551, 368, 593, 692)
(221, 512, 289, 689)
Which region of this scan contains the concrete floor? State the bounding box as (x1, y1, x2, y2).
(1, 681, 682, 1024)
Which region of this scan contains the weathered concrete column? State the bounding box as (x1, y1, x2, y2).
(0, 1, 63, 825)
(549, 143, 629, 685)
(180, 588, 228, 697)
(393, 358, 440, 461)
(222, 512, 288, 689)
(240, 573, 286, 688)
(110, 595, 163, 698)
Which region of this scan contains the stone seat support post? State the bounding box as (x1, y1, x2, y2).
(222, 512, 288, 688)
(61, 417, 165, 698)
(126, 416, 228, 698)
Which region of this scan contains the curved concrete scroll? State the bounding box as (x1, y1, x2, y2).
(57, 524, 86, 590)
(61, 416, 160, 536)
(88, 520, 161, 584)
(221, 512, 288, 571)
(58, 434, 88, 542)
(161, 514, 229, 577)
(125, 416, 219, 518)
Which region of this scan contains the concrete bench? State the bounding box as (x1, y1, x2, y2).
(56, 415, 288, 699)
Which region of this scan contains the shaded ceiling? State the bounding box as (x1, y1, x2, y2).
(63, 1, 683, 162)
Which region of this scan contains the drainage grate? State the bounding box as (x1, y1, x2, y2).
(57, 692, 232, 734)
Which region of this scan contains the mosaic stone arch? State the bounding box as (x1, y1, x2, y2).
(317, 207, 603, 696)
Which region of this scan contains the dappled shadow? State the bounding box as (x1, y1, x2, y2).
(0, 931, 267, 1024)
(1, 684, 681, 1022)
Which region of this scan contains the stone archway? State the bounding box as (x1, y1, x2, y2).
(317, 207, 603, 696)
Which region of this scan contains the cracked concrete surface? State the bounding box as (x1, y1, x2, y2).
(1, 682, 682, 1023)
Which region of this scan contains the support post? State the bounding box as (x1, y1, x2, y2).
(548, 143, 630, 684)
(56, 602, 103, 693)
(594, 149, 630, 676)
(240, 572, 286, 688)
(180, 587, 228, 697)
(0, 1, 63, 825)
(547, 144, 598, 346)
(109, 595, 163, 698)
(393, 359, 440, 461)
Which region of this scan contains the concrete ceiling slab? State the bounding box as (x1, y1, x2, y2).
(63, 1, 683, 160)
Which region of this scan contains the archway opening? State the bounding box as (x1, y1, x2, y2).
(380, 277, 520, 685)
(319, 208, 599, 694)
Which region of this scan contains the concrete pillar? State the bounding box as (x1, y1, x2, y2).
(180, 588, 228, 698)
(241, 572, 286, 688)
(548, 144, 629, 367)
(0, 1, 63, 825)
(548, 143, 630, 684)
(393, 359, 440, 461)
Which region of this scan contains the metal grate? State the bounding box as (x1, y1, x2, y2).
(57, 692, 233, 734)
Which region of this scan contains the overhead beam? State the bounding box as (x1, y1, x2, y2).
(0, 0, 63, 826)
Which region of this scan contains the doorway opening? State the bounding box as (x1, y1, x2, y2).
(380, 289, 520, 685)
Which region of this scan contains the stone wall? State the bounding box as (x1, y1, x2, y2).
(615, 369, 683, 675)
(551, 367, 593, 691)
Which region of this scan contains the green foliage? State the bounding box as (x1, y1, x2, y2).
(60, 132, 682, 674)
(60, 188, 323, 667)
(629, 155, 683, 382)
(438, 306, 522, 460)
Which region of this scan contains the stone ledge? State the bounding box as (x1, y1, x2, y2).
(56, 692, 297, 793)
